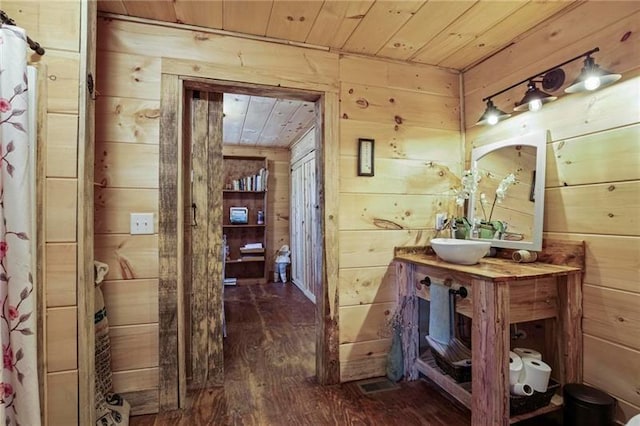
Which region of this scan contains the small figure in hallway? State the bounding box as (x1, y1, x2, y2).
(275, 245, 291, 283)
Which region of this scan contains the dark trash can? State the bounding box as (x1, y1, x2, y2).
(563, 383, 616, 426)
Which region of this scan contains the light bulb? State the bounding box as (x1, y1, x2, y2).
(528, 99, 542, 112)
(584, 75, 601, 91)
(487, 114, 499, 125)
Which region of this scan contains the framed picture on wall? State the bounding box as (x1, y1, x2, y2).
(357, 138, 375, 176)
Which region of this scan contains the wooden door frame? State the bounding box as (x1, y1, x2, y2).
(159, 72, 340, 411)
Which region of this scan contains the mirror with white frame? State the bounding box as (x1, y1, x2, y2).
(467, 131, 546, 251)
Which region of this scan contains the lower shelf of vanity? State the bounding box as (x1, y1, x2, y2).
(416, 350, 563, 424)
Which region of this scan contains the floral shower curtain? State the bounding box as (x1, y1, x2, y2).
(0, 24, 41, 424)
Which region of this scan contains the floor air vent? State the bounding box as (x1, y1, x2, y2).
(356, 378, 401, 395)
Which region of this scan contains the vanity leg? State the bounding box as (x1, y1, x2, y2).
(557, 271, 583, 384)
(472, 279, 510, 426)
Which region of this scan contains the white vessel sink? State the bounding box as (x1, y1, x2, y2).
(430, 238, 492, 265)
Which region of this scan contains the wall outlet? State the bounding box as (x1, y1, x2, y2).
(435, 213, 447, 231)
(130, 213, 154, 235)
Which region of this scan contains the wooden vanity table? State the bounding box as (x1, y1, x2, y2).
(394, 245, 583, 425)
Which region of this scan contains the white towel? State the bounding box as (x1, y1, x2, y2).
(428, 282, 452, 345)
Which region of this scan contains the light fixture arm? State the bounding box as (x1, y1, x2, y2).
(481, 47, 600, 102)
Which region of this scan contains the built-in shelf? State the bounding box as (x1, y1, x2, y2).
(416, 350, 562, 424)
(223, 224, 266, 228)
(223, 190, 266, 194)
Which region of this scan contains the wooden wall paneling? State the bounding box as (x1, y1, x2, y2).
(340, 119, 461, 162)
(546, 124, 640, 188)
(544, 182, 640, 236)
(95, 142, 160, 189)
(206, 92, 224, 387)
(46, 370, 79, 426)
(411, 1, 526, 65)
(339, 339, 392, 362)
(339, 266, 397, 307)
(376, 1, 476, 61)
(464, 5, 640, 127)
(583, 285, 640, 350)
(1, 0, 81, 51)
(46, 113, 78, 178)
(466, 76, 640, 148)
(32, 50, 80, 114)
(304, 1, 374, 48)
(101, 279, 159, 326)
(339, 356, 387, 383)
(341, 83, 459, 131)
(265, 1, 323, 42)
(158, 73, 180, 410)
(339, 157, 460, 196)
(112, 367, 159, 394)
(341, 1, 424, 55)
(45, 178, 77, 242)
(543, 233, 639, 293)
(338, 193, 452, 231)
(221, 0, 272, 36)
(99, 19, 340, 91)
(45, 243, 77, 307)
(94, 187, 159, 234)
(339, 229, 431, 269)
(173, 0, 222, 30)
(95, 97, 160, 144)
(96, 51, 161, 100)
(46, 307, 78, 372)
(110, 324, 160, 371)
(94, 234, 159, 280)
(584, 335, 640, 408)
(121, 390, 159, 416)
(78, 2, 97, 424)
(339, 302, 395, 344)
(464, 2, 640, 96)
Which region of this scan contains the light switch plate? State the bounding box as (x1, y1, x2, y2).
(130, 213, 154, 235)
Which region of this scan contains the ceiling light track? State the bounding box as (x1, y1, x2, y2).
(476, 47, 621, 126)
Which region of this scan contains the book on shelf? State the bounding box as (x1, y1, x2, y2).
(242, 242, 263, 249)
(240, 256, 265, 261)
(228, 168, 269, 191)
(240, 247, 265, 254)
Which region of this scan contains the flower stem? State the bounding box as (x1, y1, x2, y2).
(488, 196, 498, 222)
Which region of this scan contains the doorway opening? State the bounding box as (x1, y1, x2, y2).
(166, 77, 328, 405)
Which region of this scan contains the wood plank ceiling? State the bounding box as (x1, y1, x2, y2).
(98, 0, 579, 147)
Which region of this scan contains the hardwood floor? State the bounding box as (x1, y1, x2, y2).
(131, 282, 561, 426)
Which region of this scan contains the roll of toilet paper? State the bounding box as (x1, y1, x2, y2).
(522, 358, 552, 392)
(510, 382, 534, 396)
(509, 351, 524, 386)
(513, 347, 542, 361)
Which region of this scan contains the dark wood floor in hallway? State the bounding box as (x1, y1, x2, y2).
(131, 282, 560, 426)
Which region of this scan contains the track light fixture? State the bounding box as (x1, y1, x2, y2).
(476, 99, 511, 126)
(565, 54, 621, 93)
(476, 47, 620, 126)
(513, 80, 557, 112)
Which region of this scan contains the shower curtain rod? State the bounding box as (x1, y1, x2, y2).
(0, 10, 45, 55)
